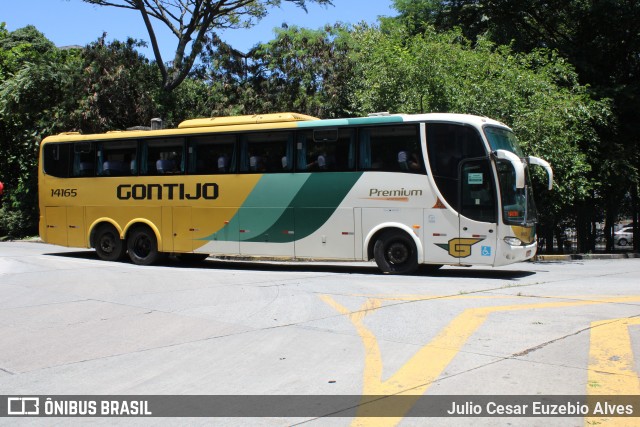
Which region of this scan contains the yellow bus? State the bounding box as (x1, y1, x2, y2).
(39, 112, 552, 274)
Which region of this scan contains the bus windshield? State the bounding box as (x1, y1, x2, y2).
(484, 126, 524, 157)
(484, 126, 537, 225)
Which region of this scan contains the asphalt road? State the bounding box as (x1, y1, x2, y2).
(1, 241, 640, 426)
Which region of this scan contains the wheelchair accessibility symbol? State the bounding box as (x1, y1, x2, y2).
(481, 246, 492, 257)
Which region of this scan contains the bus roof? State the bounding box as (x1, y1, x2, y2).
(178, 112, 319, 129)
(41, 112, 511, 144)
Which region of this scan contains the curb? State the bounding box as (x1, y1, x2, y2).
(535, 253, 640, 262)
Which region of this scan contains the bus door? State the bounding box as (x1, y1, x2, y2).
(44, 207, 68, 247)
(458, 158, 497, 265)
(172, 207, 192, 253)
(425, 122, 495, 265)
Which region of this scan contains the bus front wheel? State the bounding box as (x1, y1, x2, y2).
(373, 230, 418, 275)
(94, 224, 126, 262)
(127, 226, 161, 266)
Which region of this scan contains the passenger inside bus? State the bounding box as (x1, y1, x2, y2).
(156, 158, 175, 174)
(398, 150, 421, 171)
(217, 154, 229, 173)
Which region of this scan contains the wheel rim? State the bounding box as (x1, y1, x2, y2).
(386, 241, 410, 265)
(132, 234, 152, 258)
(99, 233, 117, 254)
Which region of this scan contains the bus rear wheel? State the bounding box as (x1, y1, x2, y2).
(127, 226, 161, 266)
(373, 230, 418, 275)
(94, 224, 125, 262)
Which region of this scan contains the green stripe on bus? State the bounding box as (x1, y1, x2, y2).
(201, 174, 309, 242)
(245, 172, 363, 243)
(296, 116, 404, 128)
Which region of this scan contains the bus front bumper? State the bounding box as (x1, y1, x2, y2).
(494, 240, 537, 266)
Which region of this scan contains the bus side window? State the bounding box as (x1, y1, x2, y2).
(296, 128, 355, 172)
(72, 142, 95, 177)
(96, 140, 137, 176)
(142, 138, 185, 175)
(188, 134, 237, 175)
(240, 132, 294, 173)
(359, 125, 423, 173)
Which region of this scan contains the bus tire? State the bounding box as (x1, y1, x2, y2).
(127, 226, 161, 266)
(373, 230, 419, 275)
(94, 224, 126, 262)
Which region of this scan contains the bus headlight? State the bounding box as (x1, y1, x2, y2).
(504, 236, 523, 246)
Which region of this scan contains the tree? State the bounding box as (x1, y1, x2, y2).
(0, 25, 81, 237)
(0, 27, 164, 238)
(72, 35, 160, 133)
(82, 0, 333, 92)
(202, 24, 355, 117)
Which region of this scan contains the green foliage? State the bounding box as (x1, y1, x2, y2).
(0, 25, 78, 237)
(0, 28, 161, 238)
(72, 35, 160, 133)
(203, 24, 355, 118)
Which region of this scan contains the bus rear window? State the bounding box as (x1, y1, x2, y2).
(43, 143, 71, 178)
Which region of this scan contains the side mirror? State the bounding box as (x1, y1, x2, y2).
(494, 150, 525, 189)
(528, 156, 553, 190)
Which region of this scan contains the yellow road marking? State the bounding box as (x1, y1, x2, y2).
(320, 295, 640, 427)
(586, 317, 640, 426)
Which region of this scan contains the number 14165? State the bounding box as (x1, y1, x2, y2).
(51, 188, 77, 197)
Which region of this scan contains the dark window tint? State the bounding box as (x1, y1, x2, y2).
(240, 132, 294, 173)
(359, 125, 424, 173)
(426, 123, 487, 210)
(297, 128, 355, 172)
(142, 138, 185, 175)
(72, 142, 95, 177)
(460, 158, 497, 223)
(97, 140, 138, 176)
(43, 143, 71, 178)
(188, 134, 236, 174)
